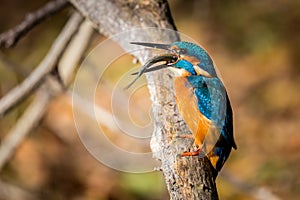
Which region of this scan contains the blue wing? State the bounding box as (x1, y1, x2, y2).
(187, 76, 237, 171)
(187, 76, 236, 148)
(188, 77, 226, 125)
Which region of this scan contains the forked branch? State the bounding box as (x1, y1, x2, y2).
(0, 0, 69, 48)
(0, 13, 82, 117)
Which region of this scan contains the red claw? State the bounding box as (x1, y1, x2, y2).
(181, 147, 202, 157)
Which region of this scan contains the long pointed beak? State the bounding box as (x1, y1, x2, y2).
(130, 42, 171, 50)
(125, 54, 178, 89)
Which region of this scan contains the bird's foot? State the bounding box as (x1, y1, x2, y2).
(176, 134, 194, 139)
(181, 147, 202, 157)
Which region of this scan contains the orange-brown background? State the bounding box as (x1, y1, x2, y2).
(0, 0, 299, 199)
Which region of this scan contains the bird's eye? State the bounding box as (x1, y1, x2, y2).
(171, 55, 178, 63)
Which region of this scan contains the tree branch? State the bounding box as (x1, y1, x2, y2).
(0, 14, 93, 171)
(0, 80, 55, 170)
(58, 19, 94, 86)
(68, 0, 218, 199)
(0, 0, 69, 48)
(0, 12, 82, 117)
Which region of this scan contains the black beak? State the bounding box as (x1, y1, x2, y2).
(130, 42, 171, 50)
(125, 53, 178, 89)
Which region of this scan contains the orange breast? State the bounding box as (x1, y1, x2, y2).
(173, 77, 211, 147)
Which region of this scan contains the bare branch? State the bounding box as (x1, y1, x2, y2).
(0, 12, 93, 172)
(58, 19, 94, 86)
(0, 84, 54, 170)
(0, 0, 69, 48)
(0, 13, 83, 117)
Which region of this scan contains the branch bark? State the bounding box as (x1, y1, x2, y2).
(0, 0, 69, 48)
(68, 0, 218, 199)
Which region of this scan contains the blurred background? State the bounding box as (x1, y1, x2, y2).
(0, 0, 300, 199)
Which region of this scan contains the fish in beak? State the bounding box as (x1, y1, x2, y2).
(125, 42, 178, 89)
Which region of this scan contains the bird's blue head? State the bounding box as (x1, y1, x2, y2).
(131, 41, 217, 78)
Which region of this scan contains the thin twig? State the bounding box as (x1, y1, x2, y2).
(0, 12, 93, 171)
(0, 12, 83, 117)
(0, 86, 53, 170)
(58, 19, 94, 86)
(0, 0, 69, 48)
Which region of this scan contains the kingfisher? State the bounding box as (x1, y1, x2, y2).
(127, 41, 237, 174)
